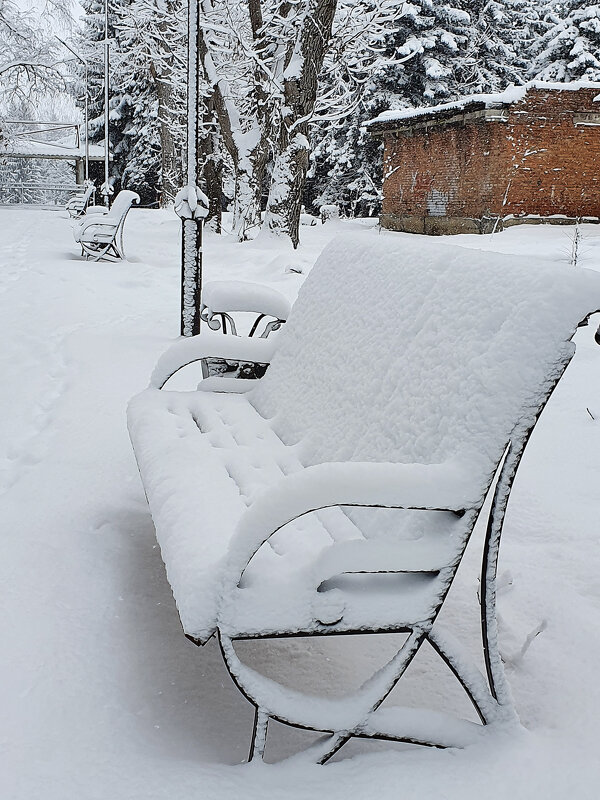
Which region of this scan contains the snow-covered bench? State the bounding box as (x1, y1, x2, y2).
(65, 181, 95, 218)
(320, 203, 340, 223)
(73, 189, 140, 261)
(127, 234, 600, 764)
(199, 280, 290, 379)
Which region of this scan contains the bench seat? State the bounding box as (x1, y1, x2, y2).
(130, 386, 468, 642)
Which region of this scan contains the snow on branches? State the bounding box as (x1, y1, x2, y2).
(198, 0, 407, 246)
(530, 1, 600, 83)
(0, 0, 69, 113)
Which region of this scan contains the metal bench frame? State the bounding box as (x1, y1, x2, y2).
(74, 190, 140, 261)
(129, 243, 600, 764)
(200, 280, 289, 380)
(65, 182, 95, 218)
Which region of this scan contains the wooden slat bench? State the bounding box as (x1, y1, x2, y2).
(128, 233, 600, 763)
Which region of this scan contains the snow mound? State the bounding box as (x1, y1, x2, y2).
(202, 280, 291, 319)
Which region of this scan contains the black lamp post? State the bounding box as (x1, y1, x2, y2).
(174, 0, 208, 337)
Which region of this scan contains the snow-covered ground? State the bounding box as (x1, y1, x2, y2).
(2, 207, 600, 799)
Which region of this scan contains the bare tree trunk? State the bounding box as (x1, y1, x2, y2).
(264, 0, 337, 246)
(232, 153, 267, 240)
(199, 95, 223, 231)
(198, 10, 268, 241)
(202, 152, 223, 232)
(155, 75, 180, 205)
(263, 133, 310, 248)
(150, 5, 183, 208)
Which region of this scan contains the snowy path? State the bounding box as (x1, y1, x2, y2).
(2, 209, 600, 799)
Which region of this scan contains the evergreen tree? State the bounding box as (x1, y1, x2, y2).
(311, 0, 472, 216)
(530, 1, 600, 82)
(309, 0, 534, 217)
(78, 0, 123, 196)
(78, 0, 184, 205)
(115, 0, 187, 205)
(463, 1, 537, 91)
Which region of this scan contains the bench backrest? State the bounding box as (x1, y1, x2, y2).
(106, 190, 140, 221)
(75, 183, 95, 203)
(249, 234, 600, 503)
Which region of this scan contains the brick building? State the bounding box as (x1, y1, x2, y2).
(368, 81, 600, 235)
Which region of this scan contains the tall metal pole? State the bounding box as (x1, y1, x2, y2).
(103, 0, 110, 206)
(55, 37, 89, 182)
(175, 0, 207, 337)
(84, 59, 89, 181)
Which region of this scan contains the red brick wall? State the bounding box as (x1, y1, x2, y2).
(380, 87, 600, 233)
(501, 89, 600, 219)
(382, 118, 505, 221)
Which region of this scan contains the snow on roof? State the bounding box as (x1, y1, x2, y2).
(0, 138, 106, 159)
(367, 80, 600, 129)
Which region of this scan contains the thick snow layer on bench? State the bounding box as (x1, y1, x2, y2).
(128, 390, 250, 641)
(128, 388, 331, 641)
(130, 233, 600, 642)
(202, 280, 291, 319)
(249, 235, 600, 484)
(129, 389, 471, 641)
(149, 330, 276, 389)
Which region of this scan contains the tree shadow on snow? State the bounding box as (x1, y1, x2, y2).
(109, 505, 255, 765)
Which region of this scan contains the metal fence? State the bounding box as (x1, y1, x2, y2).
(0, 184, 81, 206)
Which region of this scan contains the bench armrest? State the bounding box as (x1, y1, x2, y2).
(75, 219, 119, 241)
(78, 218, 117, 231)
(150, 331, 278, 388)
(224, 461, 481, 585)
(202, 280, 291, 320)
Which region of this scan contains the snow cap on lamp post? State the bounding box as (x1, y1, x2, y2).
(174, 185, 209, 220)
(100, 180, 114, 198)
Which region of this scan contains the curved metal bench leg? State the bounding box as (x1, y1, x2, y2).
(481, 442, 523, 714)
(80, 238, 121, 262)
(82, 241, 111, 262)
(249, 708, 269, 762)
(250, 708, 348, 765)
(299, 732, 350, 765)
(427, 628, 507, 724)
(220, 627, 434, 763)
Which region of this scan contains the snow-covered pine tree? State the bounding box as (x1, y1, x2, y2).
(79, 0, 177, 205)
(0, 0, 72, 140)
(530, 1, 600, 82)
(78, 0, 120, 195)
(310, 0, 533, 217)
(310, 0, 472, 217)
(459, 0, 535, 91)
(115, 0, 188, 205)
